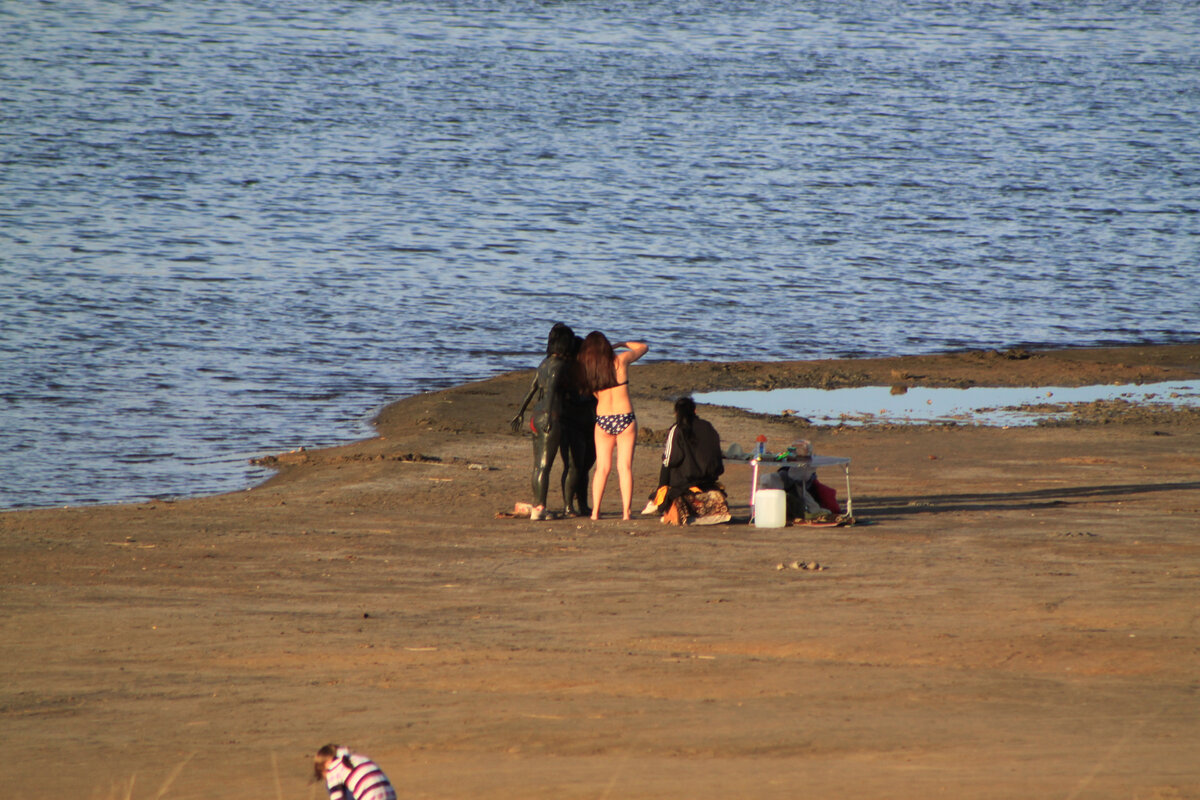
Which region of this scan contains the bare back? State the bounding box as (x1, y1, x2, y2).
(594, 342, 647, 416)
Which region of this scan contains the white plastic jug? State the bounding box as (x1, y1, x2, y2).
(754, 488, 787, 528)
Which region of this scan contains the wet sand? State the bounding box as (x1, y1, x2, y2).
(2, 344, 1199, 799)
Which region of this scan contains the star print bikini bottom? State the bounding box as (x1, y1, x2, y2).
(596, 412, 636, 436)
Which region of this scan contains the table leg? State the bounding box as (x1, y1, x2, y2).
(842, 463, 853, 517)
(750, 460, 760, 520)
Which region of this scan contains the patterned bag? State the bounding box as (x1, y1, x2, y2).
(662, 489, 731, 526)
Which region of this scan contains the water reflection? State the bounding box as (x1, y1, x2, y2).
(694, 382, 1200, 427)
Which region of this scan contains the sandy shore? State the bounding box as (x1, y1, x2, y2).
(2, 344, 1199, 799)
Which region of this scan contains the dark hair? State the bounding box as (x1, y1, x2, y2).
(547, 322, 574, 357)
(674, 396, 697, 439)
(577, 331, 616, 392)
(563, 334, 586, 394)
(314, 743, 340, 781)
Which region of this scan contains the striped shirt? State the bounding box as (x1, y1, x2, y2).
(323, 748, 397, 800)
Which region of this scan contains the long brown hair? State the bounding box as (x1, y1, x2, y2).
(577, 331, 616, 393)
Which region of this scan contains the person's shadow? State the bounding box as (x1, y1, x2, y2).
(860, 480, 1200, 519)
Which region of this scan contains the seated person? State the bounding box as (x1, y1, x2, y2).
(645, 396, 730, 525)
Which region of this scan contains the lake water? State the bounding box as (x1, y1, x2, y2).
(2, 1, 1198, 509)
(695, 381, 1200, 427)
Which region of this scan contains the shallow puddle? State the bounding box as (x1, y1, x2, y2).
(694, 381, 1200, 427)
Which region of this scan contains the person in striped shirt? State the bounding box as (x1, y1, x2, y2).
(313, 744, 397, 800)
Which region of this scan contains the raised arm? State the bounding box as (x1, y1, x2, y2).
(615, 340, 648, 365)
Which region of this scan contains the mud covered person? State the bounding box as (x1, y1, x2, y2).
(559, 332, 597, 516)
(511, 322, 575, 520)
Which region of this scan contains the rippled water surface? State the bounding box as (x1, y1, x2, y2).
(2, 1, 1198, 508)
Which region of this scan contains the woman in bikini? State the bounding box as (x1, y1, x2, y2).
(577, 331, 649, 520)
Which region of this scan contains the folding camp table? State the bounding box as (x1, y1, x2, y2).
(737, 454, 854, 519)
